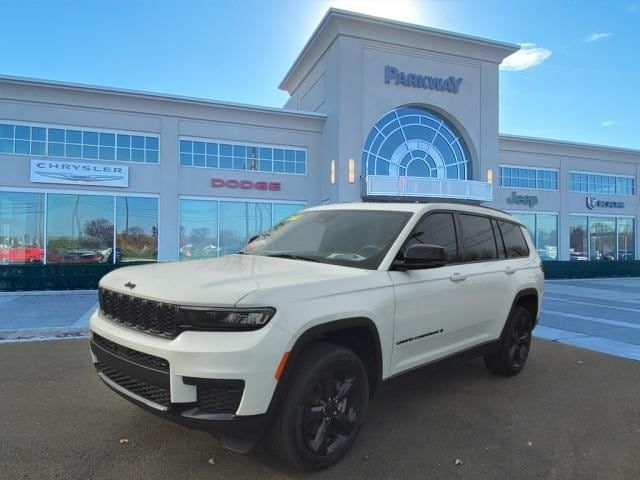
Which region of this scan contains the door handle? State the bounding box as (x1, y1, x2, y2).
(504, 266, 516, 275)
(450, 272, 467, 282)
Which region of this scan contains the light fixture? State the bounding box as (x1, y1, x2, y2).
(348, 158, 355, 183)
(487, 169, 493, 184)
(330, 160, 336, 184)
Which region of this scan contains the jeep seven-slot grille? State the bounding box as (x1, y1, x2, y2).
(99, 287, 180, 338)
(93, 333, 170, 372)
(96, 362, 171, 407)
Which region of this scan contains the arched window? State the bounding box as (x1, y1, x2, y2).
(362, 106, 470, 180)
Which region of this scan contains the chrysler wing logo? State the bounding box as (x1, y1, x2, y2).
(586, 197, 597, 210)
(124, 282, 137, 289)
(35, 171, 125, 183)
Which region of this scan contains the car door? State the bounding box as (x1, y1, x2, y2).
(389, 211, 471, 375)
(446, 213, 517, 346)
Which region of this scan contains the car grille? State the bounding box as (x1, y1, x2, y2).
(96, 362, 171, 407)
(197, 382, 244, 415)
(99, 287, 181, 338)
(93, 333, 169, 373)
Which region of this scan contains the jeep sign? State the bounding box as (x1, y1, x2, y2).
(506, 191, 538, 208)
(211, 178, 281, 191)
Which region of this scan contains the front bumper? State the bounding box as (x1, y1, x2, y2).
(89, 308, 290, 440)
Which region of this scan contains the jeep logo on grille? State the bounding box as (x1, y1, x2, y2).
(124, 282, 136, 289)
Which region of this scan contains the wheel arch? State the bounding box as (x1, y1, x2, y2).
(266, 317, 383, 419)
(500, 288, 540, 340)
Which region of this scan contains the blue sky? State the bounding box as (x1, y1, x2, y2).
(1, 0, 638, 149)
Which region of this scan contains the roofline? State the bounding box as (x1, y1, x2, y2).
(499, 133, 640, 156)
(279, 8, 520, 90)
(0, 74, 327, 120)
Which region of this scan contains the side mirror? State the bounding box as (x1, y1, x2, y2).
(393, 244, 447, 270)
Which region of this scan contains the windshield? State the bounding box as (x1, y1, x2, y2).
(241, 209, 412, 269)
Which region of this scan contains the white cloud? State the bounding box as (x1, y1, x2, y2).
(500, 43, 552, 71)
(601, 120, 619, 127)
(585, 32, 614, 43)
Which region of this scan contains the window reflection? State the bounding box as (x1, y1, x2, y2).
(0, 192, 45, 264)
(569, 217, 588, 261)
(570, 215, 634, 261)
(589, 217, 616, 261)
(179, 199, 219, 260)
(179, 199, 305, 260)
(46, 194, 114, 263)
(115, 197, 158, 263)
(510, 212, 558, 260)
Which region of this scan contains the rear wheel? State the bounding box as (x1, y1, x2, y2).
(268, 343, 369, 470)
(484, 306, 533, 376)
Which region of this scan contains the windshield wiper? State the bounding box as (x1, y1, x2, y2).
(263, 253, 323, 263)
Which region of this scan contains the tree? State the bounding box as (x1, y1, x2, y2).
(83, 218, 114, 244)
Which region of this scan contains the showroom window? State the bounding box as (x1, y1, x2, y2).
(509, 212, 558, 260)
(499, 166, 558, 190)
(0, 122, 159, 163)
(179, 138, 307, 175)
(0, 191, 157, 264)
(0, 192, 45, 264)
(179, 198, 305, 260)
(569, 172, 635, 196)
(569, 215, 635, 261)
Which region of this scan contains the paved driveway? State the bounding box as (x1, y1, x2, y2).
(1, 338, 639, 480)
(537, 278, 640, 361)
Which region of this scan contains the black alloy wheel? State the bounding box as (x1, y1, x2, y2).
(301, 364, 362, 456)
(268, 343, 369, 470)
(484, 306, 533, 376)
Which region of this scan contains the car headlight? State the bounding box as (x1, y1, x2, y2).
(180, 307, 276, 331)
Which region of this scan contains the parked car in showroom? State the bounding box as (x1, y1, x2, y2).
(89, 202, 543, 470)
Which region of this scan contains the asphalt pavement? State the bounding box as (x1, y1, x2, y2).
(1, 337, 639, 480)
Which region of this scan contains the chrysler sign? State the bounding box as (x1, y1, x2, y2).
(30, 160, 129, 187)
(211, 178, 281, 191)
(384, 65, 463, 94)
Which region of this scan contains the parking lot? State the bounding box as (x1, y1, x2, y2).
(1, 279, 639, 479)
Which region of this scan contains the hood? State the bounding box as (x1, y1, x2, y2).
(100, 254, 369, 307)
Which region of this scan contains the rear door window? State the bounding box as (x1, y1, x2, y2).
(458, 214, 498, 262)
(498, 220, 530, 258)
(404, 212, 459, 263)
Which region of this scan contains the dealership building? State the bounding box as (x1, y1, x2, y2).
(1, 8, 639, 268)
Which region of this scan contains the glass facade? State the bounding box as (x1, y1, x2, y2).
(0, 122, 159, 163)
(510, 212, 558, 260)
(570, 215, 635, 261)
(499, 166, 558, 190)
(179, 139, 307, 174)
(569, 172, 635, 196)
(0, 192, 45, 264)
(362, 106, 469, 180)
(179, 198, 305, 260)
(0, 191, 157, 264)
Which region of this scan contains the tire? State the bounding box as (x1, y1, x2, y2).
(484, 306, 533, 377)
(267, 342, 369, 470)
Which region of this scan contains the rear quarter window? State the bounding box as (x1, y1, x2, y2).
(498, 220, 530, 258)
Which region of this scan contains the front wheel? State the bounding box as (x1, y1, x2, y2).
(267, 343, 369, 470)
(484, 306, 533, 376)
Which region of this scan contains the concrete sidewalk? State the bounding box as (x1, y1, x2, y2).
(0, 290, 97, 343)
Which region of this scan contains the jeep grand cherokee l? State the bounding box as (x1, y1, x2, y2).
(89, 202, 543, 469)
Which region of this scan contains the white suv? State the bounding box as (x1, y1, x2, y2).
(89, 202, 543, 469)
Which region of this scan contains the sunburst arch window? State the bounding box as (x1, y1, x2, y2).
(362, 106, 470, 180)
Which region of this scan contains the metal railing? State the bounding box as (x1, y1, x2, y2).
(362, 175, 493, 202)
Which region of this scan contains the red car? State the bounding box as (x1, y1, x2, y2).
(0, 245, 44, 264)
